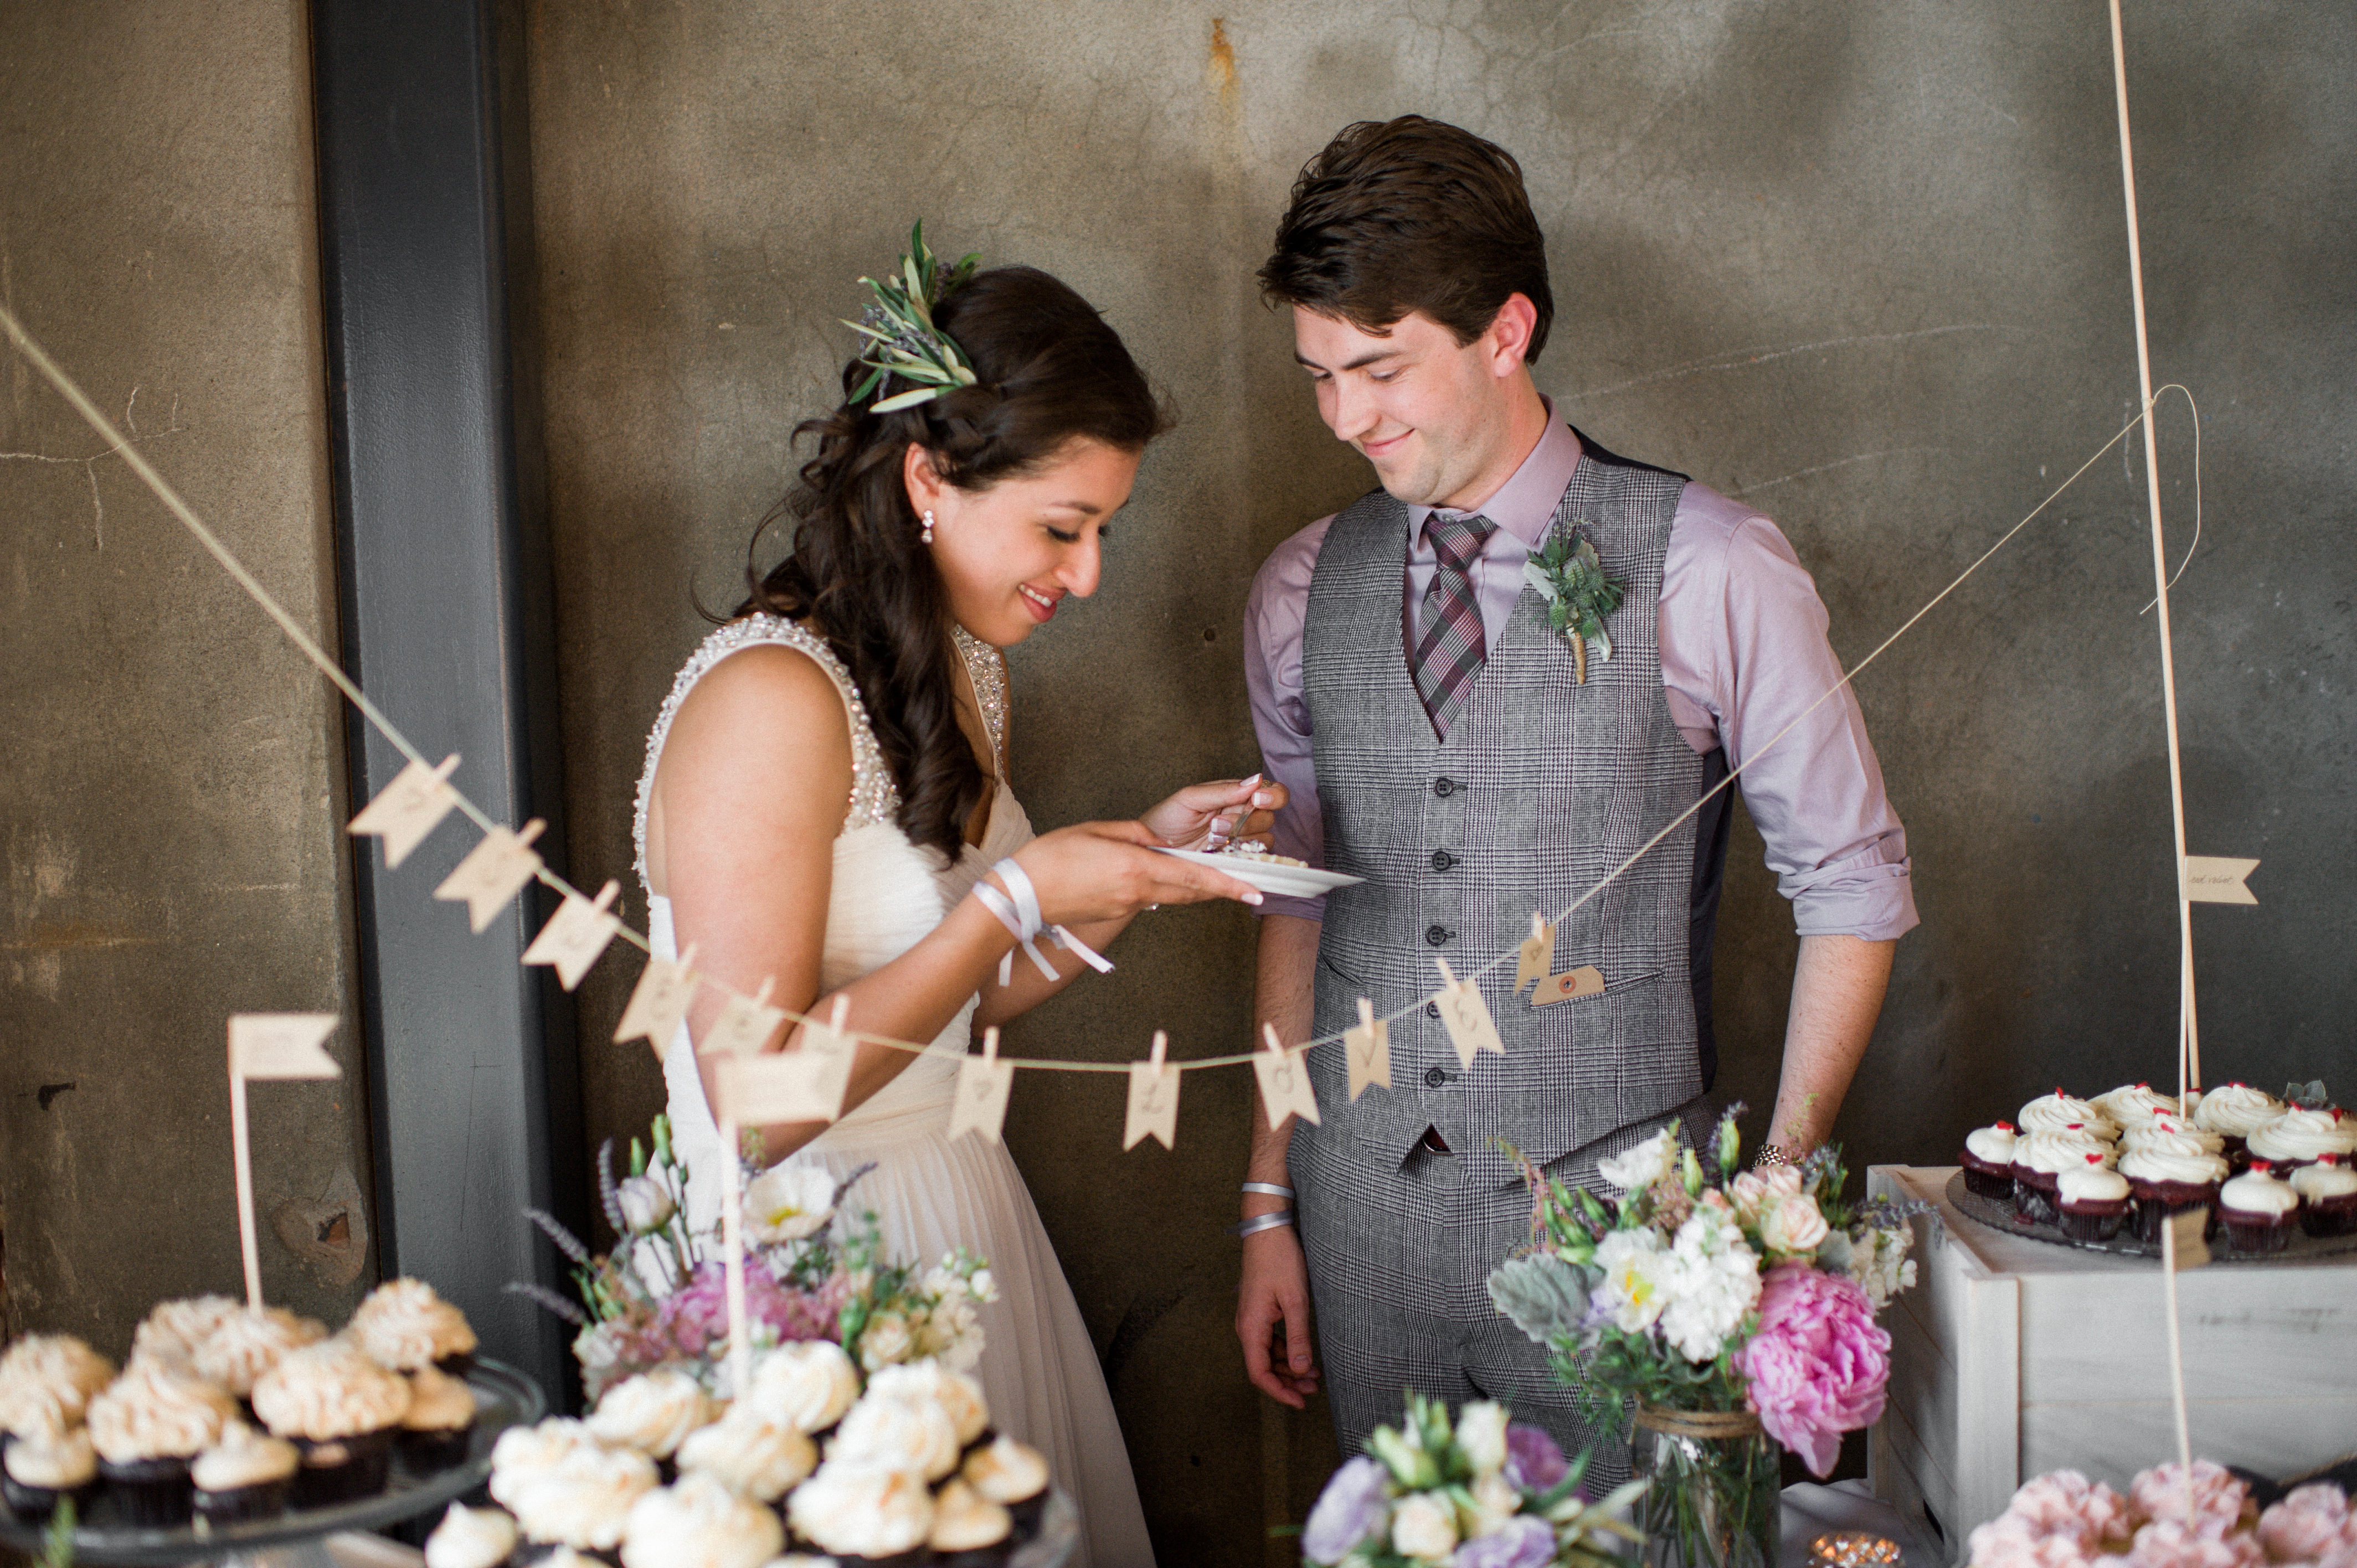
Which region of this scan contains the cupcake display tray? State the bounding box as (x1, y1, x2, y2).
(1943, 1171, 2357, 1265)
(0, 1359, 544, 1565)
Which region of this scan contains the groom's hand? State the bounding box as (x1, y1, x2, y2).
(1237, 1224, 1321, 1407)
(1141, 774, 1288, 851)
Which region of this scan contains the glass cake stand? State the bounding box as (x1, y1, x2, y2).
(0, 1358, 544, 1566)
(1946, 1170, 2357, 1264)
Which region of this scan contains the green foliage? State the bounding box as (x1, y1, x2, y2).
(42, 1495, 75, 1568)
(1488, 1253, 1593, 1343)
(844, 221, 983, 412)
(1522, 527, 1627, 673)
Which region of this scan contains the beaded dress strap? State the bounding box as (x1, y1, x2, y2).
(951, 623, 1010, 774)
(633, 615, 900, 885)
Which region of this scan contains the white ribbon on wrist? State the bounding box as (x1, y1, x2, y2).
(973, 857, 1114, 986)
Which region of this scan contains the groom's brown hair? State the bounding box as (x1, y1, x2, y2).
(1259, 115, 1554, 364)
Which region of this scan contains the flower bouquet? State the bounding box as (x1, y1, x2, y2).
(1301, 1391, 1646, 1567)
(1967, 1460, 2355, 1568)
(1484, 1108, 1927, 1568)
(513, 1116, 996, 1401)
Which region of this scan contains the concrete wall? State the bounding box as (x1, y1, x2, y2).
(0, 2, 373, 1347)
(524, 3, 2354, 1562)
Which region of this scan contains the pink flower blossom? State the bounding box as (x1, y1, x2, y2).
(2006, 1472, 2135, 1553)
(2132, 1462, 2257, 1543)
(1732, 1263, 1889, 1478)
(648, 1262, 846, 1361)
(2128, 1519, 2265, 1568)
(2260, 1485, 2353, 1567)
(1965, 1516, 2099, 1568)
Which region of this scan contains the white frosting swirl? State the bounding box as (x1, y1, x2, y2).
(0, 1334, 116, 1434)
(621, 1472, 786, 1568)
(2018, 1093, 2118, 1139)
(2119, 1147, 2229, 1187)
(86, 1359, 238, 1462)
(2290, 1157, 2357, 1202)
(2091, 1084, 2183, 1126)
(404, 1365, 478, 1432)
(962, 1435, 1049, 1505)
(193, 1307, 327, 1397)
(191, 1421, 299, 1490)
(744, 1340, 860, 1435)
(131, 1296, 243, 1368)
(2247, 1107, 2357, 1164)
(676, 1405, 816, 1502)
(425, 1503, 519, 1568)
(349, 1278, 478, 1371)
(493, 1432, 656, 1548)
(2015, 1129, 2116, 1175)
(2123, 1120, 2225, 1157)
(864, 1360, 990, 1446)
(2191, 1083, 2283, 1137)
(826, 1390, 961, 1481)
(251, 1338, 412, 1441)
(2219, 1165, 2299, 1218)
(4, 1424, 96, 1489)
(588, 1368, 719, 1459)
(787, 1464, 934, 1558)
(1963, 1124, 2018, 1164)
(929, 1479, 1013, 1552)
(2057, 1165, 2130, 1204)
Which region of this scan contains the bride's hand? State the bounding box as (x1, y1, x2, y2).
(1005, 819, 1264, 926)
(1140, 773, 1289, 852)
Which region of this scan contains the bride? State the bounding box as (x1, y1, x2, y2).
(633, 240, 1275, 1567)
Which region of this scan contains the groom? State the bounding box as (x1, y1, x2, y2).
(1231, 116, 1918, 1463)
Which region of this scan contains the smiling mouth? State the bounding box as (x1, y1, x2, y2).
(1018, 584, 1059, 621)
(1359, 430, 1412, 458)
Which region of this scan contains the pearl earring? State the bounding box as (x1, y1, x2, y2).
(921, 509, 936, 545)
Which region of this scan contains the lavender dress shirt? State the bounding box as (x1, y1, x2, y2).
(1243, 411, 1918, 937)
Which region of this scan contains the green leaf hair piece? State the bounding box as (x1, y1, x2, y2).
(842, 220, 983, 413)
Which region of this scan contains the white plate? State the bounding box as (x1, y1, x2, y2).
(1154, 847, 1365, 898)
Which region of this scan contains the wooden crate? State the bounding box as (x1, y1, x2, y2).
(1865, 1165, 2357, 1565)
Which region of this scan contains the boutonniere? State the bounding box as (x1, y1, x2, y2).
(1522, 525, 1625, 684)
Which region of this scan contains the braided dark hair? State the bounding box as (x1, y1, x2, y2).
(737, 265, 1170, 860)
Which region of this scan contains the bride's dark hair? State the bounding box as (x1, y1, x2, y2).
(738, 265, 1170, 861)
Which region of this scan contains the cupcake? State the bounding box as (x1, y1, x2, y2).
(191, 1420, 300, 1524)
(2216, 1161, 2301, 1255)
(348, 1278, 479, 1376)
(1959, 1122, 2019, 1200)
(0, 1422, 97, 1522)
(2119, 1144, 2229, 1245)
(961, 1436, 1050, 1539)
(828, 1388, 963, 1483)
(2191, 1083, 2284, 1169)
(674, 1403, 816, 1503)
(744, 1339, 861, 1436)
(0, 1334, 116, 1437)
(250, 1337, 413, 1505)
(865, 1361, 991, 1451)
(2091, 1082, 2184, 1129)
(2122, 1118, 2226, 1158)
(426, 1503, 521, 1568)
(488, 1417, 656, 1552)
(619, 1472, 784, 1568)
(85, 1359, 239, 1525)
(2055, 1157, 2132, 1242)
(788, 1463, 935, 1566)
(2018, 1091, 2119, 1141)
(2289, 1154, 2357, 1239)
(2246, 1107, 2357, 1174)
(402, 1364, 480, 1472)
(2011, 1128, 2113, 1225)
(192, 1306, 328, 1400)
(929, 1478, 1016, 1567)
(130, 1296, 243, 1371)
(586, 1368, 718, 1465)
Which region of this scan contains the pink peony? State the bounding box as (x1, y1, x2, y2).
(649, 1261, 846, 1360)
(2260, 1486, 2354, 1567)
(2133, 1462, 2258, 1543)
(1732, 1263, 1890, 1478)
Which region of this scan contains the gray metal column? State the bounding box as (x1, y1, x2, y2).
(311, 0, 582, 1399)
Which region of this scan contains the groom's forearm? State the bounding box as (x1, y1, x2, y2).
(1246, 914, 1322, 1190)
(1765, 932, 1896, 1154)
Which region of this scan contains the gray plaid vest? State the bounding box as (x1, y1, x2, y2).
(1301, 440, 1706, 1189)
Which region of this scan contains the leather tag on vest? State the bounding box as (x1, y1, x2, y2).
(1531, 966, 1608, 1005)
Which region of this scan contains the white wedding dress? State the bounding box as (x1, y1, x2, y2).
(634, 614, 1155, 1568)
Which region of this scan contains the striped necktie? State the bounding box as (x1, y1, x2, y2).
(1411, 510, 1497, 739)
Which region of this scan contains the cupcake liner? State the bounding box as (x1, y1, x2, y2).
(1960, 1163, 2014, 1201)
(2297, 1198, 2356, 1239)
(399, 1421, 476, 1474)
(934, 1546, 1015, 1568)
(2220, 1213, 2293, 1255)
(2011, 1172, 2060, 1225)
(97, 1454, 197, 1528)
(2057, 1202, 2127, 1243)
(194, 1475, 292, 1525)
(1, 1471, 95, 1524)
(291, 1426, 396, 1507)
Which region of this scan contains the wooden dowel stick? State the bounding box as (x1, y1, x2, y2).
(229, 1061, 264, 1310)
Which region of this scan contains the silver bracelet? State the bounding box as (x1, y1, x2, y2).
(1241, 1182, 1296, 1200)
(1754, 1143, 1795, 1170)
(1230, 1210, 1296, 1239)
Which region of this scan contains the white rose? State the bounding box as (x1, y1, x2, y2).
(1454, 1401, 1509, 1477)
(615, 1175, 675, 1236)
(859, 1313, 914, 1370)
(967, 1269, 997, 1302)
(1759, 1192, 1830, 1258)
(1461, 1471, 1521, 1538)
(1597, 1129, 1677, 1193)
(1391, 1492, 1459, 1561)
(1593, 1228, 1670, 1333)
(743, 1163, 837, 1244)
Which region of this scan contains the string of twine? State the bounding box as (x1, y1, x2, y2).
(0, 300, 2201, 1081)
(1632, 1403, 1764, 1440)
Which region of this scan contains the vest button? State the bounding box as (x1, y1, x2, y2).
(1423, 1066, 1448, 1088)
(1425, 925, 1452, 947)
(1432, 777, 1455, 797)
(1424, 1000, 1440, 1019)
(1430, 850, 1455, 872)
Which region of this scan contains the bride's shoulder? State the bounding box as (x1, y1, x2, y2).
(667, 622, 852, 750)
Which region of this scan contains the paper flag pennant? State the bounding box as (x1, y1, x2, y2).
(2183, 855, 2260, 905)
(701, 977, 786, 1058)
(434, 818, 546, 932)
(2166, 1206, 2212, 1269)
(347, 754, 460, 869)
(1345, 998, 1391, 1101)
(950, 1027, 1015, 1144)
(229, 1013, 342, 1080)
(1530, 964, 1606, 1007)
(615, 942, 701, 1060)
(1433, 957, 1506, 1071)
(1514, 914, 1556, 994)
(713, 1050, 831, 1127)
(790, 996, 858, 1125)
(1124, 1031, 1179, 1152)
(1253, 1023, 1321, 1130)
(523, 879, 622, 991)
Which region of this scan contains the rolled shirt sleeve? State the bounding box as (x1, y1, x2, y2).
(1243, 515, 1335, 923)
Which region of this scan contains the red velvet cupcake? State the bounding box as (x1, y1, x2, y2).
(2290, 1154, 2356, 1239)
(2217, 1160, 2299, 1255)
(1960, 1122, 2018, 1200)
